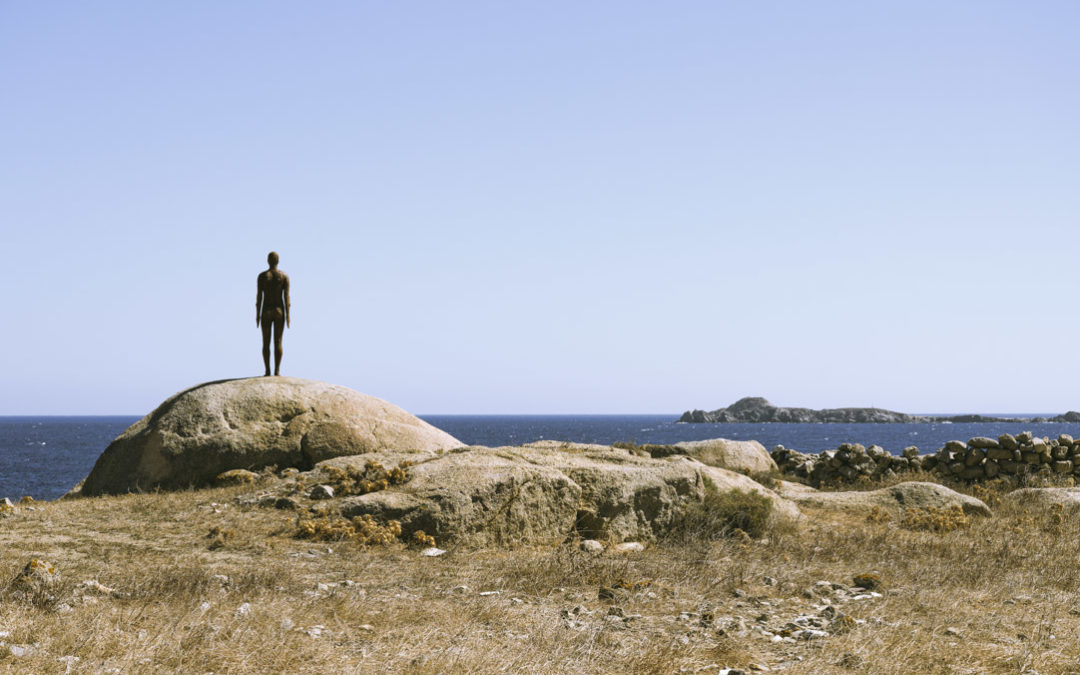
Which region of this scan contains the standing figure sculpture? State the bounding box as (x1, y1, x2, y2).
(256, 251, 290, 376)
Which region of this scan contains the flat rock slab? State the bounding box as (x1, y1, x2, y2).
(1002, 487, 1080, 511)
(778, 481, 992, 517)
(321, 442, 801, 546)
(78, 378, 462, 496)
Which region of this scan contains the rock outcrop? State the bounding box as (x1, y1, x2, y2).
(1001, 487, 1080, 512)
(275, 442, 801, 546)
(77, 378, 462, 496)
(776, 481, 992, 517)
(672, 438, 777, 475)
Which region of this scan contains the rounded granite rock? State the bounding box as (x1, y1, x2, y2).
(77, 377, 462, 496)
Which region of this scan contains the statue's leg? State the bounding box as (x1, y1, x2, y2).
(261, 315, 272, 376)
(273, 315, 284, 376)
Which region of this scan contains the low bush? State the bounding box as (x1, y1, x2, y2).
(668, 478, 773, 542)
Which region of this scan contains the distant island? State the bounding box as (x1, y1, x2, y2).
(679, 397, 1080, 424)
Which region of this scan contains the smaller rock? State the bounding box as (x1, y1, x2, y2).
(943, 626, 962, 637)
(613, 542, 645, 553)
(273, 497, 300, 510)
(12, 558, 59, 594)
(236, 602, 252, 616)
(308, 484, 335, 500)
(478, 590, 500, 597)
(852, 573, 882, 591)
(215, 469, 259, 487)
(579, 539, 604, 553)
(420, 547, 446, 557)
(75, 580, 119, 597)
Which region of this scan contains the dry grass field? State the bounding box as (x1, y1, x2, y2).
(1, 477, 1079, 674)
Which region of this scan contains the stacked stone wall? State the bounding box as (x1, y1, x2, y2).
(770, 432, 1079, 486)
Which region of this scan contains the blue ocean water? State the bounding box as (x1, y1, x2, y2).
(3, 415, 1080, 501)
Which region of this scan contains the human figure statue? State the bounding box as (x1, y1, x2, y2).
(256, 251, 290, 376)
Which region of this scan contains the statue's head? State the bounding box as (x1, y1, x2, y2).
(267, 251, 279, 267)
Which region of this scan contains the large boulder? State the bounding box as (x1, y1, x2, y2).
(324, 441, 801, 546)
(673, 438, 777, 474)
(776, 481, 992, 517)
(78, 378, 462, 496)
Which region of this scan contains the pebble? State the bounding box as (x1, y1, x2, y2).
(613, 542, 645, 553)
(308, 484, 335, 500)
(944, 626, 962, 637)
(580, 539, 604, 553)
(421, 547, 446, 557)
(478, 590, 500, 597)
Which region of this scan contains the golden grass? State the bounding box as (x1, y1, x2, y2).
(0, 482, 1079, 672)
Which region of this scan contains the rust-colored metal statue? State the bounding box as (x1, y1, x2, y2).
(256, 251, 290, 376)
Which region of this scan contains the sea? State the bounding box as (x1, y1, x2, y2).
(3, 414, 1079, 502)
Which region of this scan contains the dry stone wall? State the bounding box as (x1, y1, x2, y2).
(771, 432, 1080, 486)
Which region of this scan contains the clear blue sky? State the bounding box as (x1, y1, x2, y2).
(3, 2, 1078, 415)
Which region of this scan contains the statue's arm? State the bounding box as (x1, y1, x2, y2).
(256, 273, 264, 326)
(283, 274, 291, 328)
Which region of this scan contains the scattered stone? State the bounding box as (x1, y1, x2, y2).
(580, 539, 604, 553)
(944, 626, 962, 637)
(236, 602, 252, 617)
(613, 542, 645, 553)
(309, 484, 335, 500)
(420, 547, 446, 557)
(75, 580, 120, 597)
(478, 590, 500, 597)
(11, 558, 59, 595)
(852, 573, 882, 591)
(273, 496, 300, 510)
(215, 469, 259, 487)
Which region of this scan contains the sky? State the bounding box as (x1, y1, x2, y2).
(2, 1, 1079, 415)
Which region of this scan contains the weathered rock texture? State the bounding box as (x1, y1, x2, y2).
(672, 439, 777, 475)
(772, 432, 1080, 486)
(302, 442, 801, 546)
(78, 378, 462, 496)
(777, 481, 992, 517)
(1002, 487, 1080, 512)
